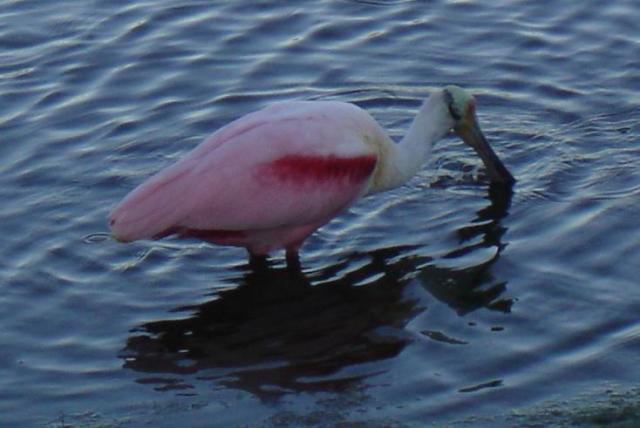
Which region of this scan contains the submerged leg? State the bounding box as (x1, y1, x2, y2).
(285, 248, 301, 271)
(248, 251, 269, 271)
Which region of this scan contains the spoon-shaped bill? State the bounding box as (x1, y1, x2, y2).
(456, 119, 515, 185)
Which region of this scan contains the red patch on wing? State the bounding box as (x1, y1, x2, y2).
(266, 155, 377, 185)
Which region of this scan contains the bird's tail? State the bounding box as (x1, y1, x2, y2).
(108, 163, 192, 242)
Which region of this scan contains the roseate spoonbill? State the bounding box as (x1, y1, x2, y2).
(109, 86, 514, 263)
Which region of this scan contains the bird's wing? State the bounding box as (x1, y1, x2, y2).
(109, 102, 381, 241)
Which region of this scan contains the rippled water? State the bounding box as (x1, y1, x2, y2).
(1, 1, 640, 427)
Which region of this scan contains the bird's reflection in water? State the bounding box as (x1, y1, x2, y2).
(121, 184, 514, 399)
(123, 246, 421, 399)
(420, 184, 514, 315)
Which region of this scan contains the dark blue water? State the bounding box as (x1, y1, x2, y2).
(2, 1, 640, 426)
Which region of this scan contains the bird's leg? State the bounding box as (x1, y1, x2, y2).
(248, 251, 269, 271)
(285, 249, 301, 271)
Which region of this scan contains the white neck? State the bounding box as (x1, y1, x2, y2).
(372, 91, 453, 192)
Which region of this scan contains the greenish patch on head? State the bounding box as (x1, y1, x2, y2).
(443, 85, 475, 122)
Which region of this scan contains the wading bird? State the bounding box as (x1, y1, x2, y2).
(109, 86, 514, 264)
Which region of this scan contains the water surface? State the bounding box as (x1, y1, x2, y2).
(1, 1, 640, 426)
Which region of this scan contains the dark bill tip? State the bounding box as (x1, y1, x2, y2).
(486, 152, 516, 186)
(459, 121, 515, 187)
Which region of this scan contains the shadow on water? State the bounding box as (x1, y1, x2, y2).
(419, 184, 515, 316)
(121, 184, 514, 400)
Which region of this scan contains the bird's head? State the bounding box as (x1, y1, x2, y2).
(442, 85, 515, 186)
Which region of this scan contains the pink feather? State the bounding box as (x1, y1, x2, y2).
(109, 101, 387, 255)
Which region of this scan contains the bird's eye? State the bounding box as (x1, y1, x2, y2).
(443, 89, 462, 121)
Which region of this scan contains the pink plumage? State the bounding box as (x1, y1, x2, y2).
(109, 86, 515, 264)
(109, 100, 388, 257)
